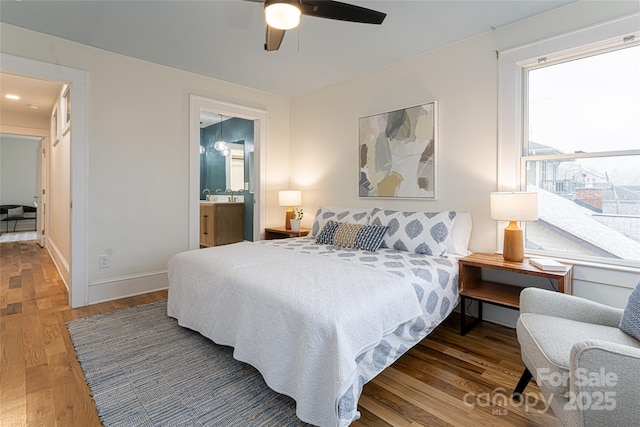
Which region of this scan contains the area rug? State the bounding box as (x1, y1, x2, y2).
(67, 300, 309, 426)
(0, 231, 37, 242)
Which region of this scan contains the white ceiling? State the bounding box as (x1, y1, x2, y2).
(0, 0, 576, 100)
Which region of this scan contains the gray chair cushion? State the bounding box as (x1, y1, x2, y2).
(517, 313, 638, 396)
(619, 281, 640, 341)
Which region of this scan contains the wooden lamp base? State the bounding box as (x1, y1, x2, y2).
(503, 221, 524, 262)
(285, 207, 295, 230)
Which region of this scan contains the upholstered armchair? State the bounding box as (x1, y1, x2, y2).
(513, 285, 640, 426)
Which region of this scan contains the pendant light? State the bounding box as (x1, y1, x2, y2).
(214, 114, 228, 152)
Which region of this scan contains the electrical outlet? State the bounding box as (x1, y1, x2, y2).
(99, 255, 110, 268)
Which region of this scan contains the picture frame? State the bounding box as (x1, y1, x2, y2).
(359, 102, 437, 199)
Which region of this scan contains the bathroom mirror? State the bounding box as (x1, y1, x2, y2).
(199, 113, 254, 197)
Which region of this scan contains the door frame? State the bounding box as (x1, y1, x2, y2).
(189, 95, 267, 248)
(1, 53, 88, 308)
(36, 137, 46, 247)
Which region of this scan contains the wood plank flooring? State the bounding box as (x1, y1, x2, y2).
(1, 240, 559, 426)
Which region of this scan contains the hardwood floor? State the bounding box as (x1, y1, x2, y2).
(0, 240, 559, 426)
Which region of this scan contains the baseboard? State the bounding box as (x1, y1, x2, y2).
(88, 270, 169, 305)
(47, 239, 70, 292)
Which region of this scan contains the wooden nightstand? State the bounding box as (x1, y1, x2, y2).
(458, 252, 573, 335)
(264, 226, 310, 240)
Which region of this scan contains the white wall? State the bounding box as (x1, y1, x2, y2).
(0, 23, 291, 304)
(289, 1, 640, 323)
(0, 110, 48, 130)
(290, 29, 497, 252)
(0, 135, 39, 207)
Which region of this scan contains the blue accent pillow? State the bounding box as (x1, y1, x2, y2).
(619, 281, 640, 341)
(316, 220, 340, 244)
(353, 224, 388, 252)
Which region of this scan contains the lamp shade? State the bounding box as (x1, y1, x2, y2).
(490, 192, 538, 221)
(278, 190, 301, 207)
(265, 1, 301, 30)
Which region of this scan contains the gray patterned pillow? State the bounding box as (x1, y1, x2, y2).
(619, 281, 640, 341)
(309, 206, 371, 237)
(370, 208, 455, 256)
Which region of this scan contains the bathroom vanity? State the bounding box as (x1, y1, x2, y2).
(200, 202, 244, 247)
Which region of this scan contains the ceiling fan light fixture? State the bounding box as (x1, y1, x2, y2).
(265, 1, 300, 30)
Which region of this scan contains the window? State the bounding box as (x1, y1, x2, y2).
(498, 16, 639, 268)
(523, 44, 639, 265)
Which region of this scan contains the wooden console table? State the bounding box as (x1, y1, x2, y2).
(458, 252, 573, 335)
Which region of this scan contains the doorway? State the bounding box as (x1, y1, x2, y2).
(1, 53, 88, 308)
(199, 113, 255, 242)
(189, 96, 266, 249)
(0, 134, 42, 242)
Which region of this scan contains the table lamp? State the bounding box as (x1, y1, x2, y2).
(278, 190, 301, 230)
(490, 191, 538, 262)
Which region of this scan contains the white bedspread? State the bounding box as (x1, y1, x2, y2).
(167, 242, 424, 427)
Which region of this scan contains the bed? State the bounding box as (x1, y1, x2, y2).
(167, 206, 472, 426)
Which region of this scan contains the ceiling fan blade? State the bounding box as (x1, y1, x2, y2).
(265, 25, 286, 51)
(299, 1, 386, 24)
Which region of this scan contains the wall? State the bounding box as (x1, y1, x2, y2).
(0, 134, 38, 207)
(289, 1, 640, 324)
(0, 110, 49, 130)
(0, 23, 290, 304)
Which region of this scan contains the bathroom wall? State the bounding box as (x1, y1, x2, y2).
(200, 117, 254, 240)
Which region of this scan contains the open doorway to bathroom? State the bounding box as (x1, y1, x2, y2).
(188, 95, 266, 250)
(199, 113, 255, 243)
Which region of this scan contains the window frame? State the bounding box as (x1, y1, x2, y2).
(497, 13, 640, 269)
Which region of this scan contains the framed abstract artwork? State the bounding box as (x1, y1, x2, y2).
(359, 102, 437, 199)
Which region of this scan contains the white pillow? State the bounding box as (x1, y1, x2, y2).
(8, 206, 24, 218)
(309, 206, 372, 238)
(448, 212, 472, 256)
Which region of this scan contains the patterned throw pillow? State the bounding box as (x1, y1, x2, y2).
(619, 281, 640, 341)
(316, 220, 340, 244)
(309, 207, 371, 238)
(333, 223, 363, 248)
(353, 224, 388, 252)
(315, 221, 388, 252)
(370, 208, 455, 256)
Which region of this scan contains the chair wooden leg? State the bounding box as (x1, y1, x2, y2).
(512, 368, 532, 399)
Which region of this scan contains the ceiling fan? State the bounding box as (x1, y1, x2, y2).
(249, 0, 387, 51)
